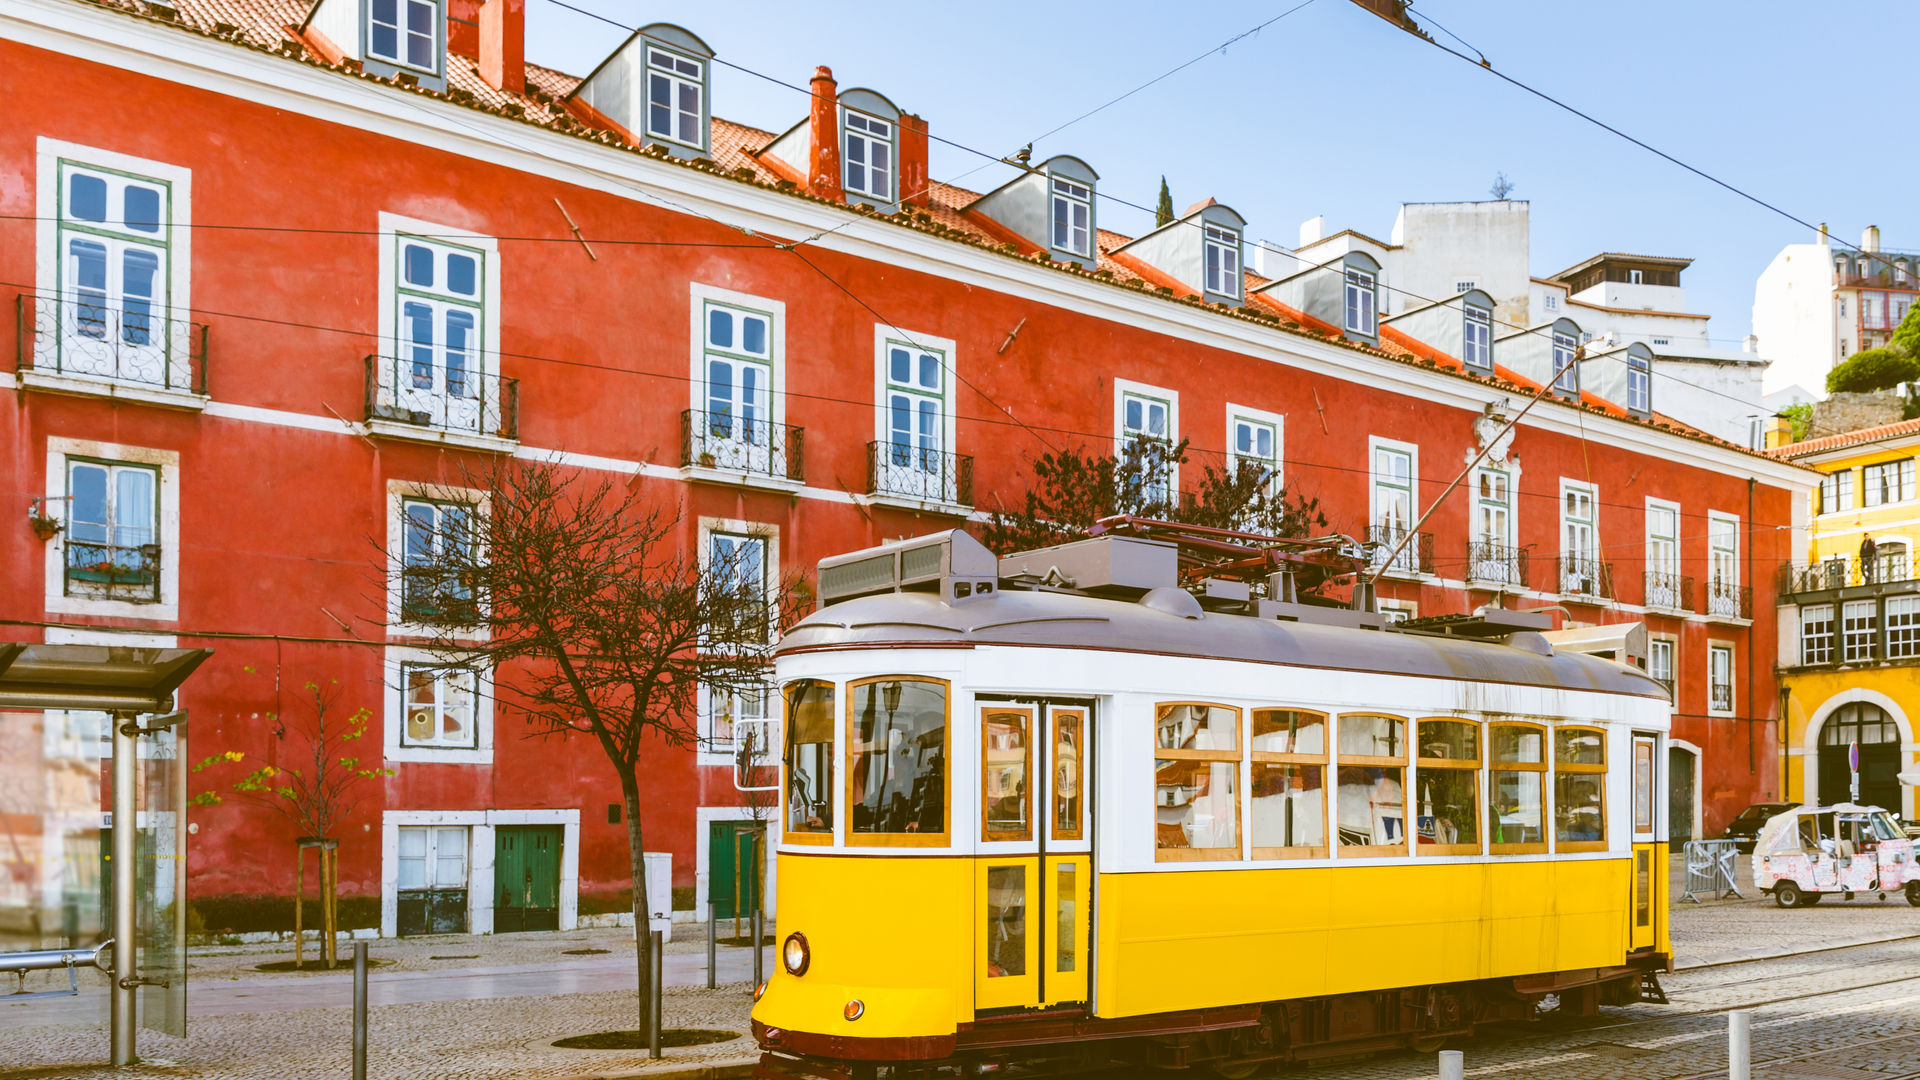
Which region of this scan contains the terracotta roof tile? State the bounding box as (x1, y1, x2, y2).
(1771, 417, 1920, 459)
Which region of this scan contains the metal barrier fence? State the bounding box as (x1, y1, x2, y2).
(1681, 838, 1744, 903)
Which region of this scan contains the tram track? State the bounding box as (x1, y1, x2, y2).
(1663, 1028, 1920, 1080)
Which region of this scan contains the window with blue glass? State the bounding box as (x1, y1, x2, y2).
(401, 497, 477, 624)
(844, 111, 894, 201)
(1344, 268, 1377, 337)
(1551, 331, 1579, 394)
(879, 341, 950, 499)
(701, 303, 773, 471)
(1626, 352, 1651, 414)
(392, 235, 487, 432)
(1120, 391, 1174, 505)
(646, 45, 706, 149)
(65, 459, 158, 602)
(1463, 304, 1492, 371)
(56, 162, 171, 386)
(368, 0, 439, 73)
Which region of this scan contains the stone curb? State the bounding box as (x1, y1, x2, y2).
(546, 1055, 758, 1080)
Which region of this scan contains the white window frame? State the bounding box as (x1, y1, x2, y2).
(697, 516, 781, 765)
(1560, 479, 1599, 595)
(1114, 378, 1179, 504)
(374, 213, 503, 444)
(380, 809, 580, 937)
(842, 109, 895, 202)
(1225, 404, 1283, 492)
(366, 0, 442, 74)
(1707, 642, 1735, 716)
(644, 44, 707, 150)
(1473, 467, 1515, 548)
(1800, 603, 1835, 666)
(1628, 269, 1644, 285)
(1707, 510, 1741, 592)
(42, 437, 180, 622)
(1887, 596, 1919, 660)
(1050, 176, 1092, 258)
(384, 645, 494, 764)
(1863, 459, 1916, 508)
(34, 138, 195, 400)
(1551, 331, 1579, 394)
(1626, 353, 1651, 414)
(870, 326, 960, 506)
(1344, 268, 1378, 337)
(1645, 498, 1681, 579)
(1819, 470, 1854, 515)
(1842, 599, 1877, 663)
(1462, 304, 1492, 371)
(1648, 636, 1676, 695)
(688, 283, 787, 479)
(385, 479, 488, 637)
(1203, 224, 1241, 299)
(1368, 436, 1420, 576)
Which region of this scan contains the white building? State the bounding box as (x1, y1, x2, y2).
(1753, 225, 1920, 397)
(1253, 202, 1774, 447)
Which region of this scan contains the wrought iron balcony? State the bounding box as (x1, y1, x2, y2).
(866, 441, 974, 508)
(16, 292, 208, 394)
(1644, 571, 1695, 613)
(1558, 556, 1613, 601)
(1366, 524, 1433, 577)
(1705, 577, 1752, 621)
(1778, 554, 1916, 598)
(1709, 681, 1734, 713)
(63, 538, 161, 603)
(680, 409, 804, 483)
(1464, 541, 1529, 589)
(365, 355, 518, 441)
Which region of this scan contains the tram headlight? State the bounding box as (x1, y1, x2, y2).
(844, 999, 865, 1021)
(782, 931, 810, 976)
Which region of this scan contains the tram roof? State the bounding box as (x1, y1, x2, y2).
(775, 588, 1669, 700)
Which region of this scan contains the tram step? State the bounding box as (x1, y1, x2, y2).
(1637, 971, 1668, 1004)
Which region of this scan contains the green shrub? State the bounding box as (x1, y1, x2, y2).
(1826, 347, 1920, 393)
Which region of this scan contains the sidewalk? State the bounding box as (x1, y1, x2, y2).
(1667, 850, 1920, 969)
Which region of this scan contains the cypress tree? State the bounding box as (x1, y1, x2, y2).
(1155, 176, 1174, 228)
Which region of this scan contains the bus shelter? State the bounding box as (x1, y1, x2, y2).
(0, 641, 210, 1066)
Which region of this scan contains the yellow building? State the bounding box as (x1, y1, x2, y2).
(1773, 417, 1920, 819)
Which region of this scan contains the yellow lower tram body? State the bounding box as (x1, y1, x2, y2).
(753, 847, 1670, 1076)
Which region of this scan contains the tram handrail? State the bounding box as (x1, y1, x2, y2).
(0, 940, 112, 975)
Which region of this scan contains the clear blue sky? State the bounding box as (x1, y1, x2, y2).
(526, 0, 1917, 343)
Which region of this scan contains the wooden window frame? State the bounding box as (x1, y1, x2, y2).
(1153, 701, 1242, 863)
(1334, 712, 1410, 858)
(1489, 721, 1549, 855)
(843, 675, 951, 848)
(1414, 717, 1482, 856)
(782, 679, 837, 845)
(1554, 725, 1608, 853)
(1250, 708, 1328, 860)
(981, 705, 1035, 843)
(1050, 706, 1087, 843)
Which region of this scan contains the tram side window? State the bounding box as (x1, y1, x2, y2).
(847, 677, 949, 843)
(1554, 727, 1607, 851)
(1155, 703, 1241, 861)
(784, 679, 835, 838)
(983, 707, 1034, 842)
(1489, 722, 1548, 853)
(1336, 713, 1407, 854)
(1416, 719, 1481, 854)
(1251, 709, 1327, 858)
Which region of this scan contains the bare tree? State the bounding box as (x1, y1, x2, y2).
(393, 456, 791, 1038)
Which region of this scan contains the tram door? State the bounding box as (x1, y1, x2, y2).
(976, 701, 1092, 1012)
(1629, 732, 1661, 952)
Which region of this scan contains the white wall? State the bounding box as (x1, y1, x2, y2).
(1392, 201, 1532, 328)
(1754, 238, 1837, 395)
(1650, 356, 1770, 446)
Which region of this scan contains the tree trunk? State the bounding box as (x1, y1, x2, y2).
(621, 773, 652, 1041)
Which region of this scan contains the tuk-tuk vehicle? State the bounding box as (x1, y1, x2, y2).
(1753, 803, 1920, 908)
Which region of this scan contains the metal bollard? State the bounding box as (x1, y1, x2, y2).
(1438, 1049, 1463, 1080)
(753, 906, 764, 990)
(706, 901, 716, 990)
(1728, 1010, 1750, 1080)
(352, 941, 368, 1080)
(649, 929, 664, 1060)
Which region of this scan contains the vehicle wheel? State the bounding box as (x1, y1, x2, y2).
(1907, 882, 1920, 907)
(1212, 1063, 1261, 1079)
(1410, 1036, 1448, 1053)
(1774, 882, 1803, 908)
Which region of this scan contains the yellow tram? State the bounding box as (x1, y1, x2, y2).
(752, 529, 1671, 1077)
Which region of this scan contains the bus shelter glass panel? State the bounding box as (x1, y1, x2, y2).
(138, 721, 187, 1037)
(0, 708, 109, 1017)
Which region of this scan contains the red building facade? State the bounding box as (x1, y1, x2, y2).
(0, 0, 1813, 936)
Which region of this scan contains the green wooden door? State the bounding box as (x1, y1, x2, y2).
(707, 821, 763, 919)
(494, 825, 561, 933)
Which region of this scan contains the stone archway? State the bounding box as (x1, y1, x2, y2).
(1804, 689, 1914, 817)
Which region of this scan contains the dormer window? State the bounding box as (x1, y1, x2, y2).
(368, 0, 438, 72)
(646, 46, 705, 148)
(844, 112, 894, 202)
(1344, 267, 1377, 337)
(1463, 304, 1492, 371)
(1204, 225, 1241, 298)
(1052, 177, 1092, 257)
(1627, 352, 1651, 414)
(1551, 330, 1578, 394)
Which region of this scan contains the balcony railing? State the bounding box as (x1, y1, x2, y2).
(1465, 541, 1530, 589)
(680, 409, 804, 483)
(63, 538, 160, 603)
(1558, 556, 1613, 601)
(1643, 571, 1695, 613)
(1709, 681, 1733, 713)
(867, 441, 973, 508)
(1778, 554, 1916, 597)
(365, 355, 517, 441)
(1705, 578, 1752, 621)
(16, 292, 208, 394)
(1366, 524, 1433, 577)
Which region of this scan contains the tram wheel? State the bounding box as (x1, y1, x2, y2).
(1774, 882, 1803, 908)
(1410, 1036, 1449, 1053)
(1212, 1063, 1261, 1079)
(1907, 882, 1920, 907)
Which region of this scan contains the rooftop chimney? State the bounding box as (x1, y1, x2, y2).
(446, 0, 482, 57)
(1743, 334, 1758, 354)
(1863, 225, 1882, 253)
(808, 66, 844, 202)
(1299, 214, 1325, 247)
(898, 113, 929, 208)
(478, 0, 525, 93)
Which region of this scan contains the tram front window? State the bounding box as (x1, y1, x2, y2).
(785, 679, 836, 836)
(848, 677, 949, 840)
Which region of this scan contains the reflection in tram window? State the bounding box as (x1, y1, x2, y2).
(1155, 703, 1242, 860)
(1554, 726, 1607, 849)
(1055, 863, 1076, 973)
(1156, 703, 1239, 752)
(983, 709, 1032, 841)
(1251, 763, 1325, 852)
(1339, 713, 1404, 757)
(1052, 710, 1084, 842)
(1337, 714, 1406, 852)
(1416, 719, 1480, 852)
(1490, 723, 1547, 851)
(1252, 709, 1324, 754)
(848, 678, 948, 840)
(784, 680, 835, 836)
(985, 864, 1026, 978)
